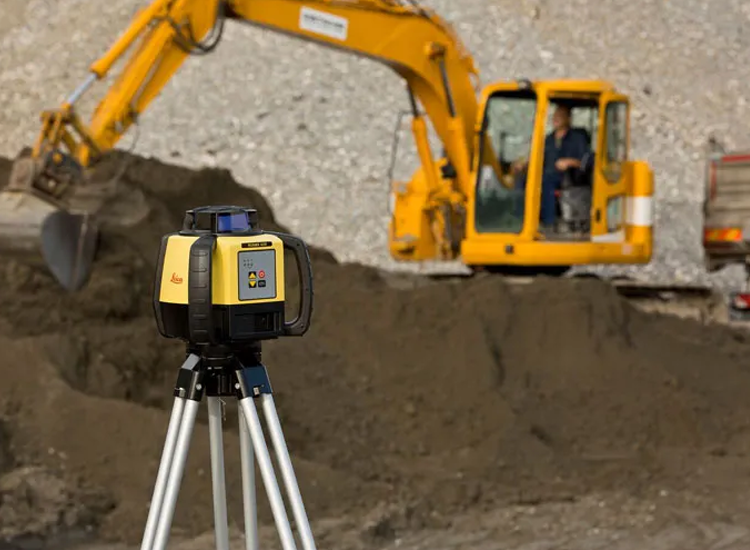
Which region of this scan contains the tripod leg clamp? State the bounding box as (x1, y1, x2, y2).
(174, 366, 206, 401)
(235, 365, 273, 398)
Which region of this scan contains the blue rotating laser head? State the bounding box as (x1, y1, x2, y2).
(180, 205, 261, 236)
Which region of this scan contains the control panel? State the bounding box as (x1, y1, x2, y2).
(238, 249, 277, 301)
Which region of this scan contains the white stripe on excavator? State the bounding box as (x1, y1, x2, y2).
(592, 230, 625, 243)
(626, 196, 653, 227)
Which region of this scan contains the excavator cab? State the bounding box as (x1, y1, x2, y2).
(461, 80, 654, 270)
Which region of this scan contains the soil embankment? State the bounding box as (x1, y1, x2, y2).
(1, 152, 750, 545)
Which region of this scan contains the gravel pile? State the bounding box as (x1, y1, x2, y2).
(0, 0, 748, 288)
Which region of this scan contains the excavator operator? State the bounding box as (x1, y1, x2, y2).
(514, 104, 591, 228)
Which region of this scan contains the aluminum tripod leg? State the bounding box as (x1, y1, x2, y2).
(239, 396, 298, 550)
(236, 363, 318, 550)
(145, 354, 203, 550)
(139, 396, 186, 550)
(150, 399, 200, 550)
(239, 406, 259, 550)
(140, 354, 200, 550)
(261, 394, 317, 550)
(207, 397, 230, 550)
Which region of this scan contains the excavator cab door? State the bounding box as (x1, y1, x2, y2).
(471, 87, 539, 237)
(538, 94, 601, 242)
(590, 92, 630, 243)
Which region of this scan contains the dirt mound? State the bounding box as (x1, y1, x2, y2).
(1, 152, 750, 544)
(0, 465, 114, 541)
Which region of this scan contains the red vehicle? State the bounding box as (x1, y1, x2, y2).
(703, 138, 750, 320)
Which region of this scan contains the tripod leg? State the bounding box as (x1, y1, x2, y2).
(139, 396, 186, 550)
(149, 359, 205, 550)
(239, 396, 298, 550)
(150, 399, 200, 550)
(239, 406, 259, 550)
(207, 397, 230, 550)
(140, 354, 200, 550)
(261, 394, 317, 550)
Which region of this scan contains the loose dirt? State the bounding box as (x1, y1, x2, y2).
(1, 151, 750, 548)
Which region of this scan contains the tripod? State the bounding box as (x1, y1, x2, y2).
(138, 346, 317, 550)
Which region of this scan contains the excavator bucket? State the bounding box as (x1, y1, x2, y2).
(41, 210, 99, 291)
(0, 157, 99, 291)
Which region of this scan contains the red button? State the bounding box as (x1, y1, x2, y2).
(259, 270, 266, 278)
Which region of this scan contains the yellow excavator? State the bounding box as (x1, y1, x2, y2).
(0, 0, 655, 292)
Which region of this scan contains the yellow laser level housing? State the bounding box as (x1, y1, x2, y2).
(153, 206, 313, 346)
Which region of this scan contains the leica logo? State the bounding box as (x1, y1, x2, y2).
(170, 272, 183, 284)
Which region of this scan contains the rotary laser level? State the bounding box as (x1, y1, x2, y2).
(154, 205, 313, 346)
(140, 206, 317, 550)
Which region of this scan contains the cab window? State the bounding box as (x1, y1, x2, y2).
(475, 90, 537, 234)
(602, 102, 628, 182)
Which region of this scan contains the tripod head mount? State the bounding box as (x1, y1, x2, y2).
(153, 206, 314, 355)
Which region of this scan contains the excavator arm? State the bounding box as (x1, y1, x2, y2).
(1, 0, 500, 291)
(61, 0, 480, 179)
